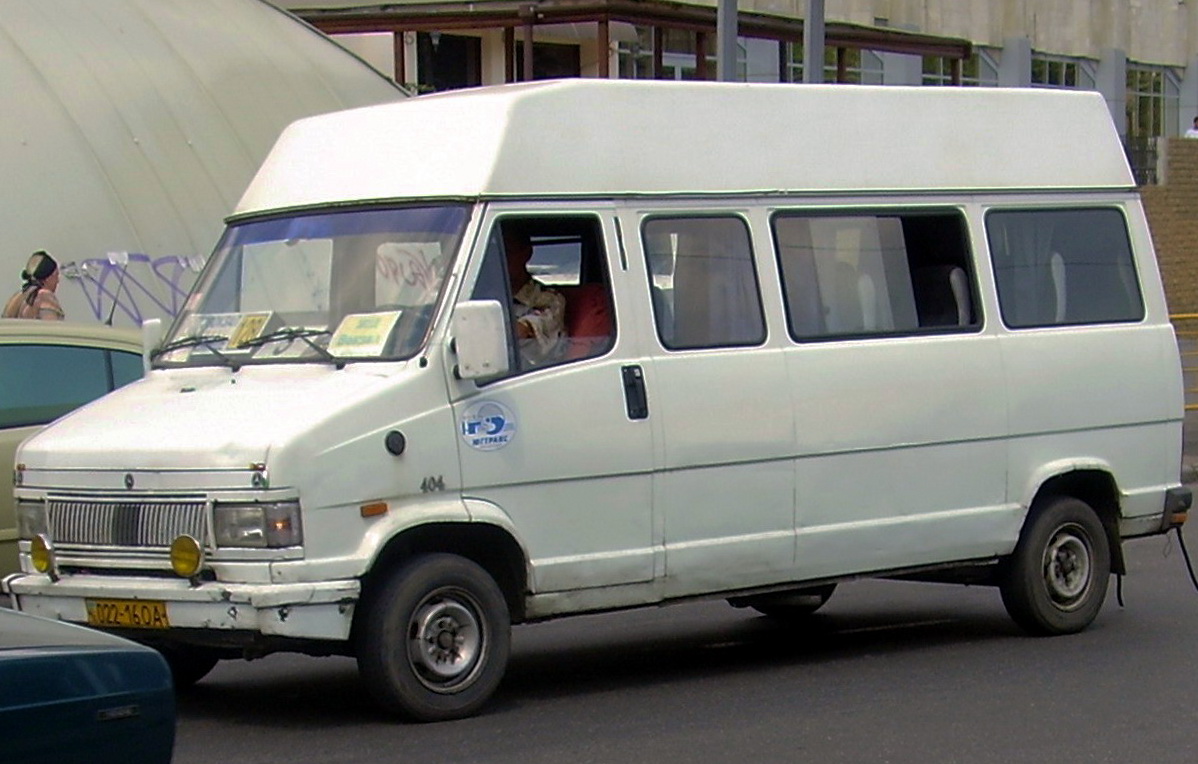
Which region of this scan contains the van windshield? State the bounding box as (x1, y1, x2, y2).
(156, 205, 470, 367)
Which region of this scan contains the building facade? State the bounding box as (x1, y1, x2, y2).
(283, 0, 1198, 182)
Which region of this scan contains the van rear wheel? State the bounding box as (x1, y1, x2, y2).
(357, 553, 510, 722)
(1000, 496, 1110, 635)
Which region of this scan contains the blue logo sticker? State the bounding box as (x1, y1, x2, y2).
(460, 400, 516, 451)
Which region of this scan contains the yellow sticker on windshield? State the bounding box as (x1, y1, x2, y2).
(227, 312, 273, 349)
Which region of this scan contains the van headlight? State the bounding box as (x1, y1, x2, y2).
(15, 500, 48, 540)
(213, 501, 303, 548)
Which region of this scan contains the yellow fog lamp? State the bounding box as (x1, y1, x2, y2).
(170, 535, 205, 580)
(31, 533, 58, 581)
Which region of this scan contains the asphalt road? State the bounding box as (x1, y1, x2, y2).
(172, 518, 1198, 764)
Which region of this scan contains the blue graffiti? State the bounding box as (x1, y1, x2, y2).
(63, 253, 205, 324)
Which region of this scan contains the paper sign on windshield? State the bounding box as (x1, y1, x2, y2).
(328, 311, 402, 358)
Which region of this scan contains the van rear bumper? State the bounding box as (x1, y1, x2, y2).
(1162, 486, 1193, 530)
(3, 573, 359, 641)
(1120, 486, 1192, 538)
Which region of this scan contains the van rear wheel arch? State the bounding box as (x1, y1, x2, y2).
(1001, 493, 1112, 635)
(1024, 469, 1125, 576)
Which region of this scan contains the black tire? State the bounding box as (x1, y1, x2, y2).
(356, 553, 510, 722)
(736, 583, 837, 619)
(1000, 496, 1111, 635)
(158, 645, 220, 689)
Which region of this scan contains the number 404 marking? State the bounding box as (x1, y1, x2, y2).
(420, 475, 445, 493)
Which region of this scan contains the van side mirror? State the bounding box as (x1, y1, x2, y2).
(451, 300, 510, 380)
(140, 318, 163, 375)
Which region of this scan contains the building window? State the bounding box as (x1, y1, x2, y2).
(1127, 63, 1181, 139)
(1030, 54, 1094, 90)
(515, 40, 581, 81)
(618, 28, 717, 80)
(416, 32, 482, 92)
(1126, 63, 1181, 184)
(785, 45, 882, 84)
(923, 50, 998, 87)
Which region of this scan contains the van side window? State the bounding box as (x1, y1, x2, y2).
(987, 208, 1144, 328)
(642, 216, 765, 349)
(471, 216, 615, 374)
(772, 211, 977, 340)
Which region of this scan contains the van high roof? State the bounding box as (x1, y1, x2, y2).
(234, 79, 1133, 216)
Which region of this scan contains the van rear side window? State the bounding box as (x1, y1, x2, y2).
(772, 210, 977, 340)
(987, 208, 1144, 328)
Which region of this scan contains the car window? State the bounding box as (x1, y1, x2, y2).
(471, 215, 615, 375)
(642, 215, 765, 349)
(773, 210, 978, 339)
(111, 350, 143, 388)
(0, 345, 134, 429)
(987, 207, 1143, 328)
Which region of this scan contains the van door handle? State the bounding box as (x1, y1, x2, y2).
(621, 365, 649, 420)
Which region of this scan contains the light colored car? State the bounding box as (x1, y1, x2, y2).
(0, 320, 143, 574)
(0, 606, 175, 764)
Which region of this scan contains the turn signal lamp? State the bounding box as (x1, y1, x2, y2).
(31, 533, 57, 580)
(170, 535, 204, 579)
(360, 501, 388, 518)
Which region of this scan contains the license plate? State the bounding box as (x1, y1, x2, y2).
(85, 598, 170, 629)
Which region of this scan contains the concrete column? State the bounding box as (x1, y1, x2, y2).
(716, 0, 738, 81)
(998, 36, 1031, 87)
(1097, 47, 1128, 138)
(597, 20, 610, 78)
(880, 52, 921, 85)
(803, 0, 825, 84)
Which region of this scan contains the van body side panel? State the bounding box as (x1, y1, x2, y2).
(622, 206, 798, 597)
(788, 335, 1014, 578)
(1000, 326, 1179, 519)
(648, 348, 796, 595)
(986, 199, 1184, 525)
(448, 208, 656, 593)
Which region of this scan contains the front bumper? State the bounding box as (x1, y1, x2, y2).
(3, 573, 360, 641)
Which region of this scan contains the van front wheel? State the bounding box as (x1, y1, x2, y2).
(1000, 496, 1110, 636)
(357, 553, 511, 722)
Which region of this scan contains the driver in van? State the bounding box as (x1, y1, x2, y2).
(504, 225, 566, 367)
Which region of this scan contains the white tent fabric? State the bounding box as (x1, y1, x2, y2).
(0, 0, 403, 326)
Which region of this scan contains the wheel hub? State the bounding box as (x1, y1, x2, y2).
(1044, 528, 1091, 608)
(408, 595, 484, 691)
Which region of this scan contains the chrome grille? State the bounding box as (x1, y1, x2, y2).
(48, 499, 206, 548)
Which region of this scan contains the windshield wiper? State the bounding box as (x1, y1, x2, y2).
(236, 327, 338, 364)
(150, 334, 235, 367)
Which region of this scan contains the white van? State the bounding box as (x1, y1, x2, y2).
(5, 80, 1191, 721)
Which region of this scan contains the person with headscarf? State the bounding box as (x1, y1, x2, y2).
(2, 250, 65, 320)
